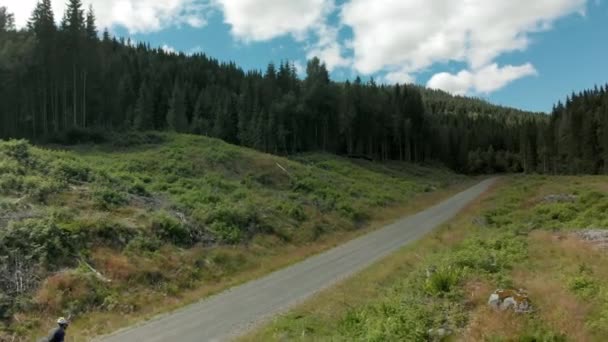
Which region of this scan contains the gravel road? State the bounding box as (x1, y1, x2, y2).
(99, 178, 495, 342)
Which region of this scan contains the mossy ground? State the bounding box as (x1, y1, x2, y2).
(0, 133, 464, 340)
(243, 175, 608, 342)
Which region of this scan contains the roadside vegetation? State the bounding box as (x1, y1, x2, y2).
(244, 176, 608, 341)
(0, 132, 463, 340)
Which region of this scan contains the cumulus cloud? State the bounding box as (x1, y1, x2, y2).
(305, 24, 350, 70)
(427, 63, 538, 95)
(161, 44, 177, 54)
(5, 0, 211, 33)
(342, 0, 585, 91)
(215, 0, 332, 41)
(215, 0, 349, 71)
(342, 0, 585, 73)
(384, 69, 415, 85)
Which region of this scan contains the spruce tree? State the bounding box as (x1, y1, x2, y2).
(0, 6, 15, 31)
(134, 81, 153, 131)
(85, 5, 97, 40)
(167, 81, 188, 132)
(61, 0, 85, 35)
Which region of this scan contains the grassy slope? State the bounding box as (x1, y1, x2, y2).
(0, 133, 464, 340)
(244, 175, 608, 341)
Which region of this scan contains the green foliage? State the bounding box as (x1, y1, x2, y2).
(0, 218, 79, 268)
(0, 139, 30, 161)
(150, 212, 192, 246)
(93, 188, 128, 210)
(424, 265, 463, 296)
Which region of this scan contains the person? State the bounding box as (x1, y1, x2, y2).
(42, 317, 69, 342)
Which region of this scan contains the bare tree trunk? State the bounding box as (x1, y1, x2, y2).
(73, 64, 77, 127)
(63, 78, 68, 129)
(83, 69, 87, 128)
(43, 84, 48, 136)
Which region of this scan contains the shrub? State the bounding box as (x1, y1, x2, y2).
(23, 176, 63, 202)
(424, 265, 462, 296)
(35, 271, 109, 314)
(125, 235, 162, 253)
(0, 140, 30, 162)
(51, 159, 91, 183)
(150, 212, 192, 246)
(110, 131, 165, 148)
(93, 188, 128, 210)
(0, 218, 80, 269)
(209, 221, 242, 244)
(200, 204, 261, 243)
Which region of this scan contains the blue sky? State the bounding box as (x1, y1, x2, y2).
(8, 0, 608, 113)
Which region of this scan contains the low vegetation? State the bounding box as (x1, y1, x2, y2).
(245, 176, 608, 341)
(0, 133, 463, 340)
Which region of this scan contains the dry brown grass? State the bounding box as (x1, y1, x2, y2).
(493, 230, 607, 342)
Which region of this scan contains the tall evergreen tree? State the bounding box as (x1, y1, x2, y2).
(167, 81, 188, 132)
(85, 5, 97, 40)
(133, 80, 154, 131)
(0, 6, 15, 31)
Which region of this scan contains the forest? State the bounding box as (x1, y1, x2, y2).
(1, 1, 607, 174)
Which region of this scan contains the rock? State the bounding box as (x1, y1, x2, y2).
(542, 194, 577, 203)
(488, 289, 532, 313)
(428, 326, 453, 340)
(577, 230, 608, 250)
(472, 216, 488, 227)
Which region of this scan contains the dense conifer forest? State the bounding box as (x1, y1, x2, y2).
(1, 2, 607, 173)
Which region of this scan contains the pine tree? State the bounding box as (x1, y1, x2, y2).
(167, 81, 188, 132)
(28, 0, 55, 37)
(134, 81, 153, 131)
(85, 5, 97, 40)
(0, 7, 15, 31)
(102, 28, 110, 42)
(61, 0, 85, 35)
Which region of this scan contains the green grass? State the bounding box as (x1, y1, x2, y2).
(244, 175, 608, 341)
(0, 133, 463, 340)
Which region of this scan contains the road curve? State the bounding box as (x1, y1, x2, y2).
(99, 178, 495, 342)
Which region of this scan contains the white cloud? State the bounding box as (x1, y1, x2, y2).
(384, 69, 415, 85)
(342, 0, 586, 92)
(427, 63, 538, 95)
(305, 24, 350, 70)
(214, 0, 332, 41)
(215, 0, 348, 71)
(5, 0, 211, 33)
(161, 44, 177, 54)
(292, 61, 306, 77)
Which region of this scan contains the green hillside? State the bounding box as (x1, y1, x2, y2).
(0, 133, 463, 339)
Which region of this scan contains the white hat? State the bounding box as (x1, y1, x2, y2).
(57, 317, 69, 325)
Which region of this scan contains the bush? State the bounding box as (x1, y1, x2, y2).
(0, 218, 80, 269)
(0, 140, 30, 162)
(199, 204, 262, 243)
(35, 271, 109, 314)
(150, 212, 192, 246)
(51, 159, 91, 183)
(110, 131, 165, 148)
(93, 188, 128, 210)
(209, 221, 242, 244)
(424, 265, 462, 296)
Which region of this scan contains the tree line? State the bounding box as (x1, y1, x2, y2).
(1, 2, 607, 174)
